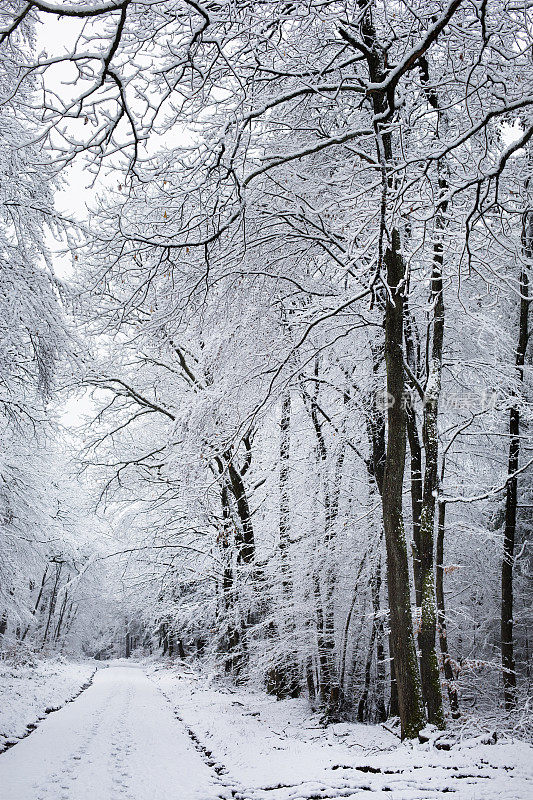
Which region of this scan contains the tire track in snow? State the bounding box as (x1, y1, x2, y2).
(33, 705, 101, 800)
(155, 682, 253, 800)
(1, 665, 229, 800)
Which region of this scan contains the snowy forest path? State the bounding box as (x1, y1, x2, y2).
(0, 664, 228, 800)
(0, 663, 531, 800)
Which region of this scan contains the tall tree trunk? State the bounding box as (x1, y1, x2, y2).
(412, 52, 448, 730)
(364, 340, 391, 717)
(215, 440, 256, 676)
(381, 230, 425, 738)
(404, 304, 423, 608)
(219, 482, 243, 674)
(54, 591, 69, 642)
(358, 547, 386, 723)
(306, 655, 317, 704)
(406, 406, 423, 608)
(41, 562, 62, 649)
(269, 391, 301, 698)
(345, 2, 424, 736)
(307, 372, 342, 720)
(502, 208, 531, 709)
(418, 211, 446, 729)
(21, 564, 49, 641)
(63, 602, 77, 641)
(367, 339, 386, 498)
(339, 553, 368, 691)
(435, 483, 459, 717)
(226, 457, 254, 566)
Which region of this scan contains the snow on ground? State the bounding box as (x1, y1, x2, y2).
(0, 664, 228, 800)
(0, 660, 531, 800)
(0, 655, 95, 751)
(150, 662, 533, 800)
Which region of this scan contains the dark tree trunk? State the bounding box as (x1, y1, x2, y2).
(21, 564, 49, 642)
(227, 458, 254, 566)
(363, 342, 391, 717)
(41, 562, 62, 649)
(219, 482, 244, 674)
(418, 221, 446, 729)
(358, 550, 386, 722)
(502, 209, 531, 709)
(345, 3, 424, 736)
(54, 591, 69, 642)
(414, 58, 448, 729)
(307, 370, 342, 720)
(435, 490, 459, 717)
(159, 622, 169, 655)
(381, 230, 425, 738)
(366, 339, 386, 498)
(404, 303, 423, 609)
(63, 602, 77, 640)
(406, 406, 423, 608)
(306, 655, 317, 704)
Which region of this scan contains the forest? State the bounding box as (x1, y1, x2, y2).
(0, 0, 532, 768)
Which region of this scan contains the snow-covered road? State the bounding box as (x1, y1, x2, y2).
(0, 665, 226, 800)
(1, 663, 532, 800)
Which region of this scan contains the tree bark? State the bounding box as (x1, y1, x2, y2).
(381, 231, 425, 738)
(347, 1, 424, 736)
(226, 456, 254, 566)
(41, 562, 62, 649)
(21, 564, 49, 641)
(219, 482, 244, 674)
(413, 52, 448, 730)
(54, 591, 69, 643)
(404, 305, 423, 610)
(418, 219, 446, 729)
(358, 548, 386, 723)
(363, 340, 390, 717)
(501, 208, 531, 709)
(270, 391, 301, 698)
(307, 372, 342, 720)
(406, 405, 423, 608)
(435, 487, 459, 717)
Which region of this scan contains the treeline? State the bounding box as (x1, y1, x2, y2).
(0, 0, 531, 738)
